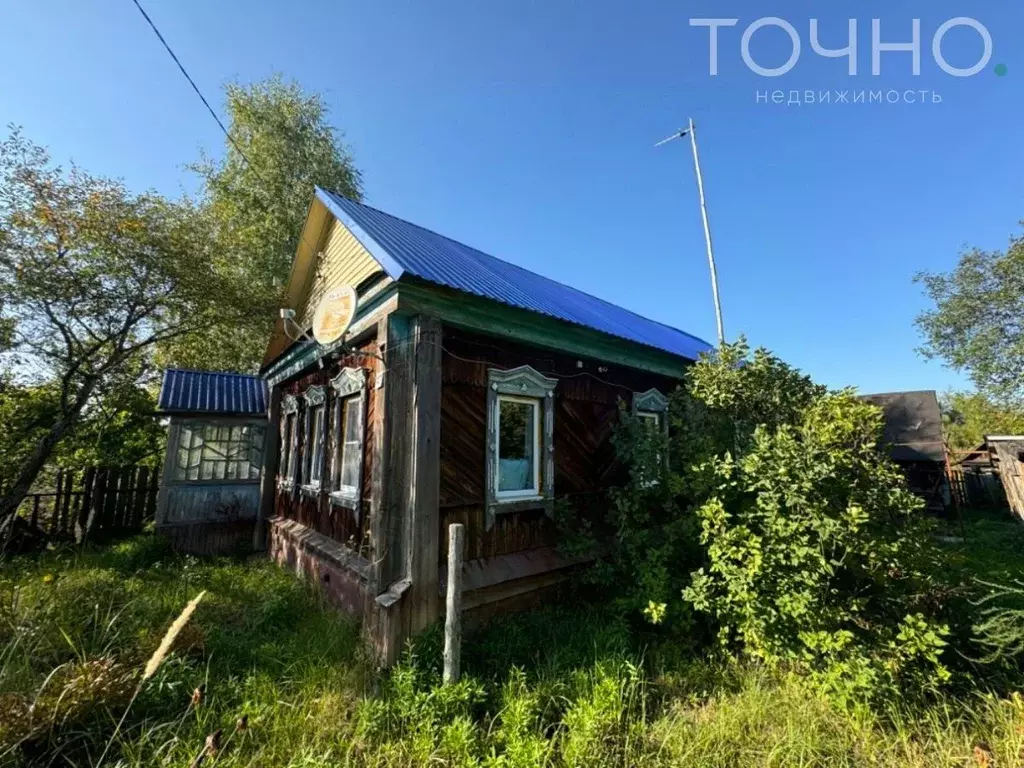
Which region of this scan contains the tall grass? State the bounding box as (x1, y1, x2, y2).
(2, 532, 1024, 766)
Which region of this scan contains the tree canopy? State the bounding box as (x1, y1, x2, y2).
(941, 391, 1024, 451)
(0, 127, 218, 526)
(157, 76, 363, 373)
(916, 233, 1024, 402)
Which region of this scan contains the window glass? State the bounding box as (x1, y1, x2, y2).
(173, 420, 264, 482)
(638, 411, 661, 430)
(308, 405, 325, 486)
(339, 396, 362, 492)
(498, 397, 537, 494)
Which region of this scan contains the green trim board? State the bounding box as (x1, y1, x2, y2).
(396, 280, 693, 379)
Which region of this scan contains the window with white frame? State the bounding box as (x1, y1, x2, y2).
(174, 421, 265, 482)
(302, 386, 327, 491)
(486, 365, 557, 530)
(279, 394, 299, 487)
(496, 395, 540, 497)
(329, 367, 368, 513)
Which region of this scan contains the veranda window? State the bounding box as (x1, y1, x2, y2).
(174, 422, 265, 482)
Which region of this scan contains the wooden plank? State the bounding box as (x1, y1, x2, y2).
(50, 470, 64, 535)
(408, 315, 443, 635)
(59, 469, 74, 536)
(132, 467, 149, 530)
(255, 388, 281, 550)
(75, 468, 96, 543)
(145, 466, 159, 523)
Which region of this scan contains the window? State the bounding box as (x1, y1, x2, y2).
(329, 367, 368, 513)
(496, 395, 540, 498)
(302, 386, 327, 491)
(637, 411, 662, 431)
(280, 394, 299, 488)
(486, 365, 557, 530)
(174, 421, 265, 482)
(632, 389, 669, 486)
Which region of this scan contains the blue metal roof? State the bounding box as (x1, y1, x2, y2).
(158, 369, 267, 416)
(317, 188, 713, 362)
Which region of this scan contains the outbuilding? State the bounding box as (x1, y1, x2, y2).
(259, 188, 712, 663)
(156, 369, 269, 554)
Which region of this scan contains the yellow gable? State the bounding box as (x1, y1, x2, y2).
(262, 198, 385, 369)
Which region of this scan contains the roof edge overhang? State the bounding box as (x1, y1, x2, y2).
(397, 279, 696, 379)
(315, 187, 406, 281)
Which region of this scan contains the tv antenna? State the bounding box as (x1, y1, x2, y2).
(656, 117, 725, 347)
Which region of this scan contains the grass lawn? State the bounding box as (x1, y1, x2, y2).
(3, 513, 1024, 767)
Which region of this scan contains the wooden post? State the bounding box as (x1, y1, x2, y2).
(444, 523, 465, 684)
(255, 388, 281, 551)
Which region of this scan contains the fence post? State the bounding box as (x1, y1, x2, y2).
(443, 523, 465, 684)
(59, 469, 75, 537)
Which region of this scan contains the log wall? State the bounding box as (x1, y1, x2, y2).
(272, 339, 381, 556)
(438, 327, 680, 565)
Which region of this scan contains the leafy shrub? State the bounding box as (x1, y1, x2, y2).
(586, 339, 953, 703)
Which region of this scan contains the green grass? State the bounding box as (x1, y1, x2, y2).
(3, 525, 1024, 767)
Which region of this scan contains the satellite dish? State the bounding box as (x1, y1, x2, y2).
(311, 285, 357, 345)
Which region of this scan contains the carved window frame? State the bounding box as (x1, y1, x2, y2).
(301, 385, 327, 495)
(632, 388, 670, 483)
(279, 394, 300, 493)
(485, 365, 558, 530)
(329, 367, 368, 516)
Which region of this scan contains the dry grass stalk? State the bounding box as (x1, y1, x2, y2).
(143, 590, 206, 681)
(95, 591, 207, 767)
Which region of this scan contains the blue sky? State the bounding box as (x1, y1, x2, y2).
(2, 0, 1020, 394)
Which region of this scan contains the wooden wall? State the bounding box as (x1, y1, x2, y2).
(439, 327, 680, 565)
(273, 340, 381, 555)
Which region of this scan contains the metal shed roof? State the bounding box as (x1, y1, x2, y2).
(158, 369, 267, 416)
(861, 390, 946, 463)
(317, 188, 713, 362)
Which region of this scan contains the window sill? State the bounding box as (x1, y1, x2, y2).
(486, 495, 553, 525)
(329, 491, 360, 511)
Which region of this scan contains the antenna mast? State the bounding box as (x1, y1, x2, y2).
(655, 118, 725, 347)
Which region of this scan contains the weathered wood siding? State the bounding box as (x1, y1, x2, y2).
(439, 327, 680, 565)
(297, 220, 383, 330)
(272, 339, 381, 554)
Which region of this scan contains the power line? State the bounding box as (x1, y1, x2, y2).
(129, 0, 266, 185)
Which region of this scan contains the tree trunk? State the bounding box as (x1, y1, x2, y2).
(0, 377, 97, 546)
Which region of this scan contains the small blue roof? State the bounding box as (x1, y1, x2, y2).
(317, 188, 713, 362)
(158, 369, 267, 416)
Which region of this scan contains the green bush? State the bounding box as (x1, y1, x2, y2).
(588, 339, 953, 703)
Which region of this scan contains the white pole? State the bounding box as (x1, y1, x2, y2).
(655, 119, 726, 347)
(443, 523, 464, 683)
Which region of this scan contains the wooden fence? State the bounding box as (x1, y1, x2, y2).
(947, 466, 1006, 511)
(17, 466, 159, 543)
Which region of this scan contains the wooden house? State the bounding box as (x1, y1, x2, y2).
(156, 369, 269, 554)
(259, 188, 712, 663)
